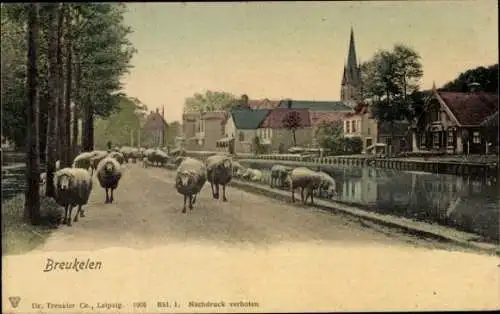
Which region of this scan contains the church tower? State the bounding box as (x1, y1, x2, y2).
(340, 27, 362, 106)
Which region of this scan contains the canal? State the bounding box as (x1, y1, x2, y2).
(239, 160, 500, 244)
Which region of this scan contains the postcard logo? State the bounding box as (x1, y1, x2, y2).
(8, 296, 21, 308)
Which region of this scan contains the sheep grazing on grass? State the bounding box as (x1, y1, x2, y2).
(315, 171, 337, 198)
(232, 161, 245, 176)
(96, 156, 122, 204)
(72, 152, 95, 172)
(286, 167, 323, 205)
(242, 168, 263, 182)
(206, 154, 233, 202)
(175, 157, 207, 213)
(54, 168, 93, 226)
(270, 165, 293, 188)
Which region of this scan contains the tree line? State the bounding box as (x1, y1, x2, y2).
(1, 3, 136, 224)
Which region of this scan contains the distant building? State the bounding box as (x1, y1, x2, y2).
(182, 111, 227, 151)
(222, 107, 270, 153)
(141, 107, 168, 148)
(410, 87, 499, 154)
(342, 103, 379, 153)
(258, 107, 312, 152)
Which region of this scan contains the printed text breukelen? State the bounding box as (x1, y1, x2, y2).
(43, 258, 102, 272)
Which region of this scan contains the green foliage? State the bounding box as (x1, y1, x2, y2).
(361, 44, 423, 125)
(1, 3, 136, 148)
(184, 90, 237, 113)
(344, 137, 363, 154)
(94, 96, 144, 148)
(439, 64, 498, 93)
(315, 121, 345, 154)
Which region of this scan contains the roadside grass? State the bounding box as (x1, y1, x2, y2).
(2, 194, 62, 256)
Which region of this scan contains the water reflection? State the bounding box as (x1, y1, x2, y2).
(241, 161, 499, 243)
(2, 163, 26, 201)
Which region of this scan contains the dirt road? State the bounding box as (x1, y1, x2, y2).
(35, 163, 481, 253)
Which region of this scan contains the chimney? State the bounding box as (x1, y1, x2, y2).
(468, 82, 481, 92)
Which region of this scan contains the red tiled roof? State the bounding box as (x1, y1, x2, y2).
(310, 111, 347, 126)
(259, 108, 311, 129)
(437, 91, 499, 126)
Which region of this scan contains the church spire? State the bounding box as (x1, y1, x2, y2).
(346, 27, 360, 84)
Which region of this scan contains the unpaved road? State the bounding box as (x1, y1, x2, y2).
(34, 163, 487, 253)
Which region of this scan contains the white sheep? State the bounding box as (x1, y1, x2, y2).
(142, 156, 149, 168)
(206, 154, 233, 202)
(316, 171, 337, 198)
(286, 167, 323, 205)
(270, 165, 293, 188)
(108, 151, 125, 164)
(175, 157, 207, 213)
(90, 151, 109, 174)
(72, 152, 95, 172)
(53, 167, 93, 226)
(96, 156, 122, 204)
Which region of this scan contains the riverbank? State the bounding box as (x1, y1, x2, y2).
(185, 151, 498, 178)
(2, 194, 61, 255)
(227, 178, 499, 256)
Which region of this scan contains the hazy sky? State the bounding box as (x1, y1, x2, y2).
(122, 1, 498, 123)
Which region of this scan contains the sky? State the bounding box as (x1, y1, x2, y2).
(122, 1, 499, 123)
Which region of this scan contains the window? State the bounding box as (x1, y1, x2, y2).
(448, 131, 454, 144)
(239, 132, 244, 142)
(473, 132, 480, 144)
(421, 134, 426, 145)
(352, 120, 356, 133)
(433, 133, 439, 145)
(367, 127, 371, 135)
(346, 121, 350, 133)
(221, 124, 225, 136)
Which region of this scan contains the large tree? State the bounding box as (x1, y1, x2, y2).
(183, 90, 237, 113)
(24, 2, 41, 223)
(93, 96, 144, 149)
(439, 64, 498, 93)
(361, 44, 423, 133)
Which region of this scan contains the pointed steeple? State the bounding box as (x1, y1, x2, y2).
(341, 66, 347, 85)
(346, 27, 360, 84)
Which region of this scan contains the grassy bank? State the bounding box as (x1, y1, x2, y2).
(2, 194, 62, 255)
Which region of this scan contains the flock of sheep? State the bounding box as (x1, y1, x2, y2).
(40, 145, 338, 224)
(231, 162, 337, 204)
(172, 154, 338, 213)
(41, 150, 125, 226)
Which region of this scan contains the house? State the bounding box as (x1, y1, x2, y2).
(141, 108, 168, 148)
(342, 103, 379, 153)
(220, 107, 270, 153)
(278, 99, 352, 145)
(377, 121, 412, 155)
(182, 111, 227, 151)
(258, 108, 312, 152)
(410, 88, 499, 154)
